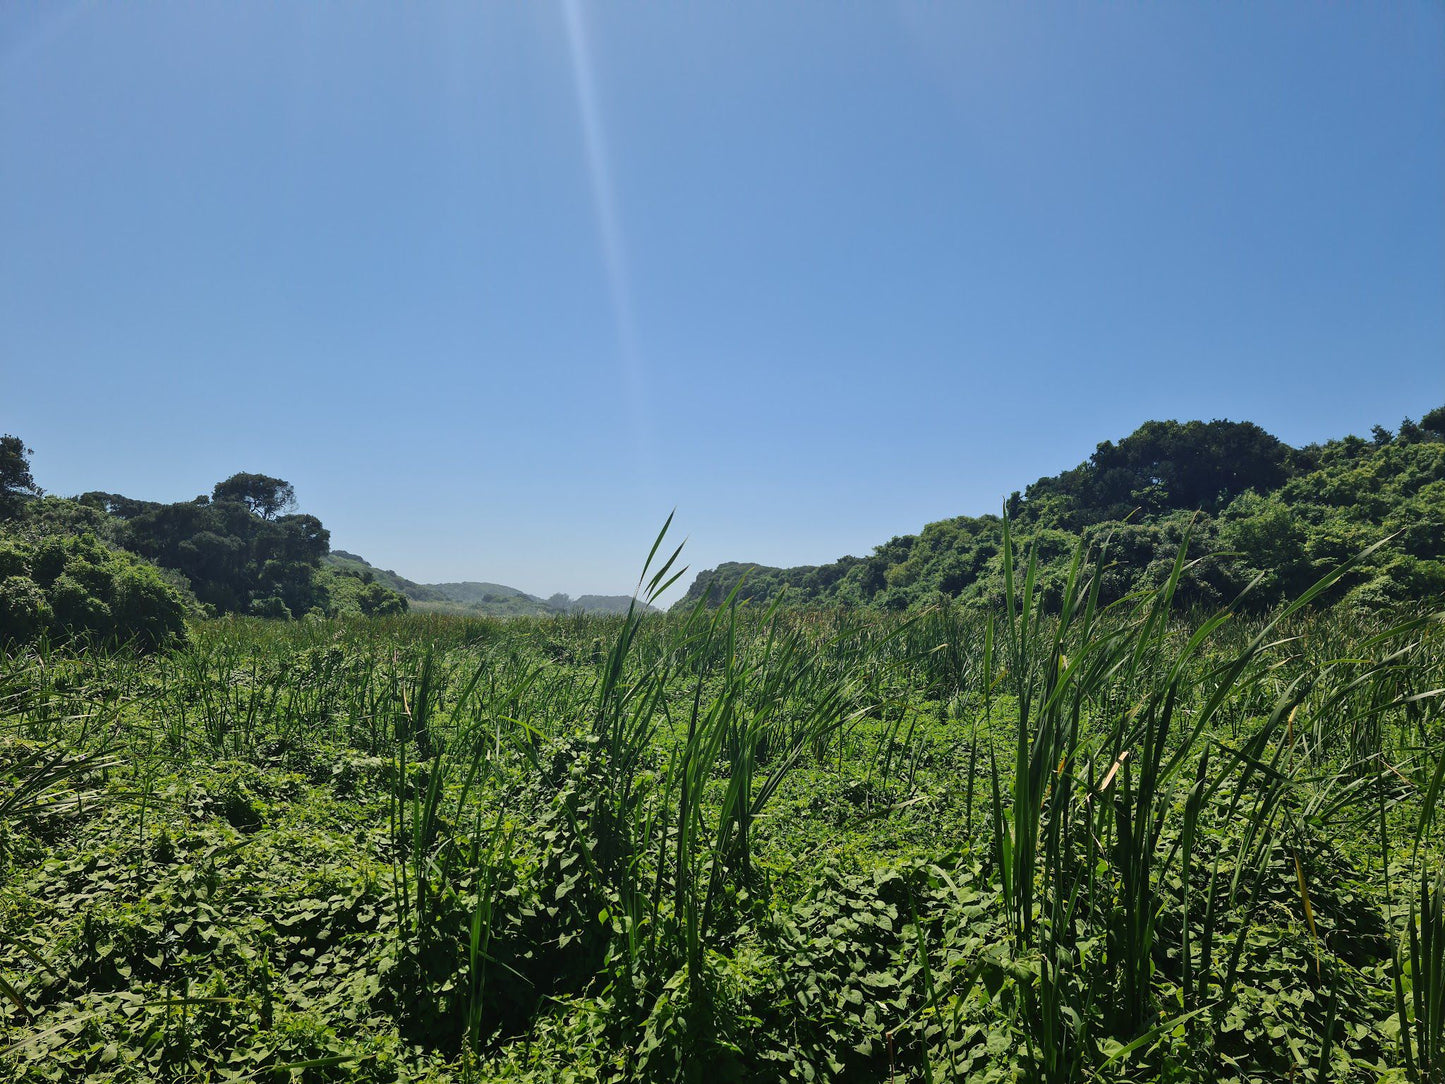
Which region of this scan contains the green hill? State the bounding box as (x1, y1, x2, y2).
(326, 551, 447, 603)
(325, 552, 657, 618)
(0, 437, 652, 630)
(676, 406, 1445, 614)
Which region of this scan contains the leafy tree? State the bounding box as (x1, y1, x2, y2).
(357, 582, 408, 616)
(77, 491, 161, 520)
(1218, 492, 1311, 602)
(1422, 404, 1445, 439)
(212, 473, 296, 520)
(0, 435, 43, 520)
(16, 496, 116, 541)
(250, 596, 292, 620)
(303, 560, 409, 618)
(1397, 416, 1424, 444)
(123, 477, 330, 618)
(1023, 419, 1291, 526)
(0, 575, 50, 643)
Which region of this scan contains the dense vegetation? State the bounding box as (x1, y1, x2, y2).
(1, 411, 1441, 1080)
(0, 444, 409, 640)
(0, 523, 1441, 1082)
(77, 473, 353, 621)
(0, 433, 645, 643)
(0, 533, 188, 652)
(677, 408, 1445, 615)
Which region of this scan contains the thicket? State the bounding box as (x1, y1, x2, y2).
(677, 407, 1445, 614)
(318, 561, 412, 617)
(0, 533, 188, 650)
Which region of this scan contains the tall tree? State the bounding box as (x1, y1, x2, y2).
(0, 435, 43, 520)
(212, 473, 296, 520)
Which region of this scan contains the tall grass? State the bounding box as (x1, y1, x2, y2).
(1, 523, 1440, 1080)
(961, 517, 1444, 1079)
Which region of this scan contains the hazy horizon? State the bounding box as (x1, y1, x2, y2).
(4, 3, 1442, 601)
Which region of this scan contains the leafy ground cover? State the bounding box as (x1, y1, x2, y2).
(0, 532, 1441, 1082)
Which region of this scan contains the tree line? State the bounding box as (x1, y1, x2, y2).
(0, 443, 407, 648)
(675, 406, 1445, 614)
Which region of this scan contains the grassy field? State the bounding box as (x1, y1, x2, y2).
(0, 532, 1441, 1082)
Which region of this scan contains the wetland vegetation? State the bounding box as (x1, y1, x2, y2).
(0, 415, 1442, 1082)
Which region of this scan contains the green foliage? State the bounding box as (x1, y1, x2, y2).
(0, 575, 50, 643)
(1, 456, 330, 622)
(676, 405, 1445, 615)
(1394, 866, 1445, 1082)
(1422, 406, 1445, 440)
(0, 527, 1440, 1082)
(10, 473, 328, 623)
(210, 472, 297, 520)
(0, 435, 43, 522)
(313, 563, 410, 618)
(1024, 417, 1291, 525)
(325, 551, 445, 601)
(0, 533, 188, 650)
(249, 595, 292, 620)
(117, 481, 329, 618)
(356, 582, 408, 617)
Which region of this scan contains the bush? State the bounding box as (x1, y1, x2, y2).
(0, 533, 188, 651)
(48, 572, 113, 635)
(357, 582, 408, 617)
(0, 575, 50, 643)
(311, 565, 409, 618)
(250, 596, 292, 620)
(0, 540, 30, 580)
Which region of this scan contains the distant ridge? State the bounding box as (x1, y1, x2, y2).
(326, 551, 657, 618)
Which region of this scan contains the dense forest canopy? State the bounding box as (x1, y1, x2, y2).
(0, 532, 188, 651)
(676, 407, 1445, 614)
(0, 455, 408, 645)
(115, 479, 331, 619)
(1018, 419, 1292, 526)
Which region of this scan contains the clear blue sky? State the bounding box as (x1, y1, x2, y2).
(3, 3, 1442, 600)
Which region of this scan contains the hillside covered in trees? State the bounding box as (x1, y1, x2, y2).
(0, 447, 410, 645)
(675, 406, 1445, 614)
(0, 437, 651, 649)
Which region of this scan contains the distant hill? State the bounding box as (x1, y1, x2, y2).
(0, 451, 652, 624)
(326, 552, 657, 618)
(676, 406, 1445, 615)
(327, 552, 446, 602)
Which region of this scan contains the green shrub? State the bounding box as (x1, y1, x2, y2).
(250, 596, 292, 620)
(357, 582, 408, 617)
(0, 575, 50, 643)
(0, 540, 30, 579)
(0, 533, 187, 650)
(312, 564, 409, 617)
(47, 571, 114, 635)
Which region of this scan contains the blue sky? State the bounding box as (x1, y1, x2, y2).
(2, 3, 1442, 600)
